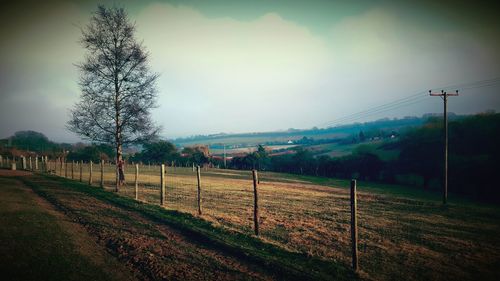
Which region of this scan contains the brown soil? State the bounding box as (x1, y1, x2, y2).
(24, 175, 274, 281)
(8, 175, 138, 281)
(0, 169, 32, 177)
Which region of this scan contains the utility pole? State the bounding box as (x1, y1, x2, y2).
(429, 89, 459, 204)
(223, 144, 226, 168)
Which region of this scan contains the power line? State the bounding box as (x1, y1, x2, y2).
(327, 96, 431, 126)
(319, 92, 428, 127)
(321, 77, 500, 128)
(437, 77, 500, 92)
(325, 95, 430, 126)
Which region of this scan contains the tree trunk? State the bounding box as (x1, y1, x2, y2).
(114, 34, 121, 193)
(116, 142, 122, 192)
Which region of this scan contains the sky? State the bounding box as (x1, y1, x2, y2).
(1, 0, 499, 142)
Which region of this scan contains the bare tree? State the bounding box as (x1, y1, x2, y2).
(68, 6, 159, 191)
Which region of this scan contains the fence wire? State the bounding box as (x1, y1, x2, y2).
(3, 155, 473, 280)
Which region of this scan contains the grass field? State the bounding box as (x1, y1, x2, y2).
(8, 172, 354, 280)
(0, 175, 135, 281)
(174, 132, 348, 147)
(44, 162, 500, 281)
(308, 139, 401, 161)
(209, 144, 298, 155)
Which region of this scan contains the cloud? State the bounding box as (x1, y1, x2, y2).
(1, 2, 499, 141)
(135, 3, 334, 136)
(321, 8, 500, 117)
(0, 1, 86, 142)
(133, 4, 500, 136)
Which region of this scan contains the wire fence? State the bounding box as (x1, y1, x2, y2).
(2, 154, 485, 280)
(0, 154, 355, 264)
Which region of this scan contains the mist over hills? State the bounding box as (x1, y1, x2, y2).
(172, 113, 461, 146)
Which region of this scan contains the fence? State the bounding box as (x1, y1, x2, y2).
(2, 153, 494, 281)
(0, 155, 361, 272)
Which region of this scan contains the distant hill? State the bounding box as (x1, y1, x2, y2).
(172, 115, 446, 147)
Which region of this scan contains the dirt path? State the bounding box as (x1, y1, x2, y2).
(0, 169, 33, 177)
(0, 174, 137, 281)
(17, 173, 275, 281)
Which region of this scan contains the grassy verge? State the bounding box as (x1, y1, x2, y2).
(35, 166, 500, 280)
(20, 174, 358, 281)
(0, 177, 132, 281)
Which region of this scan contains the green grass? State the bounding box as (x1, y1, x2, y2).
(308, 139, 401, 161)
(20, 174, 358, 281)
(0, 177, 127, 281)
(38, 165, 500, 280)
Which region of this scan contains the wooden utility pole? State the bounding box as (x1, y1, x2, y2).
(160, 164, 165, 206)
(252, 169, 259, 236)
(350, 179, 358, 272)
(223, 144, 226, 168)
(430, 90, 459, 204)
(196, 165, 202, 215)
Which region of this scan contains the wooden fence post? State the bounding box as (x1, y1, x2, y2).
(79, 161, 83, 182)
(160, 164, 165, 206)
(89, 161, 93, 185)
(59, 158, 62, 176)
(350, 179, 359, 272)
(135, 164, 139, 200)
(197, 165, 202, 215)
(252, 169, 259, 236)
(35, 157, 38, 171)
(29, 157, 32, 171)
(100, 160, 104, 188)
(65, 160, 68, 178)
(71, 161, 74, 179)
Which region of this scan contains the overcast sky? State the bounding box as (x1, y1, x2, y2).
(1, 0, 499, 142)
